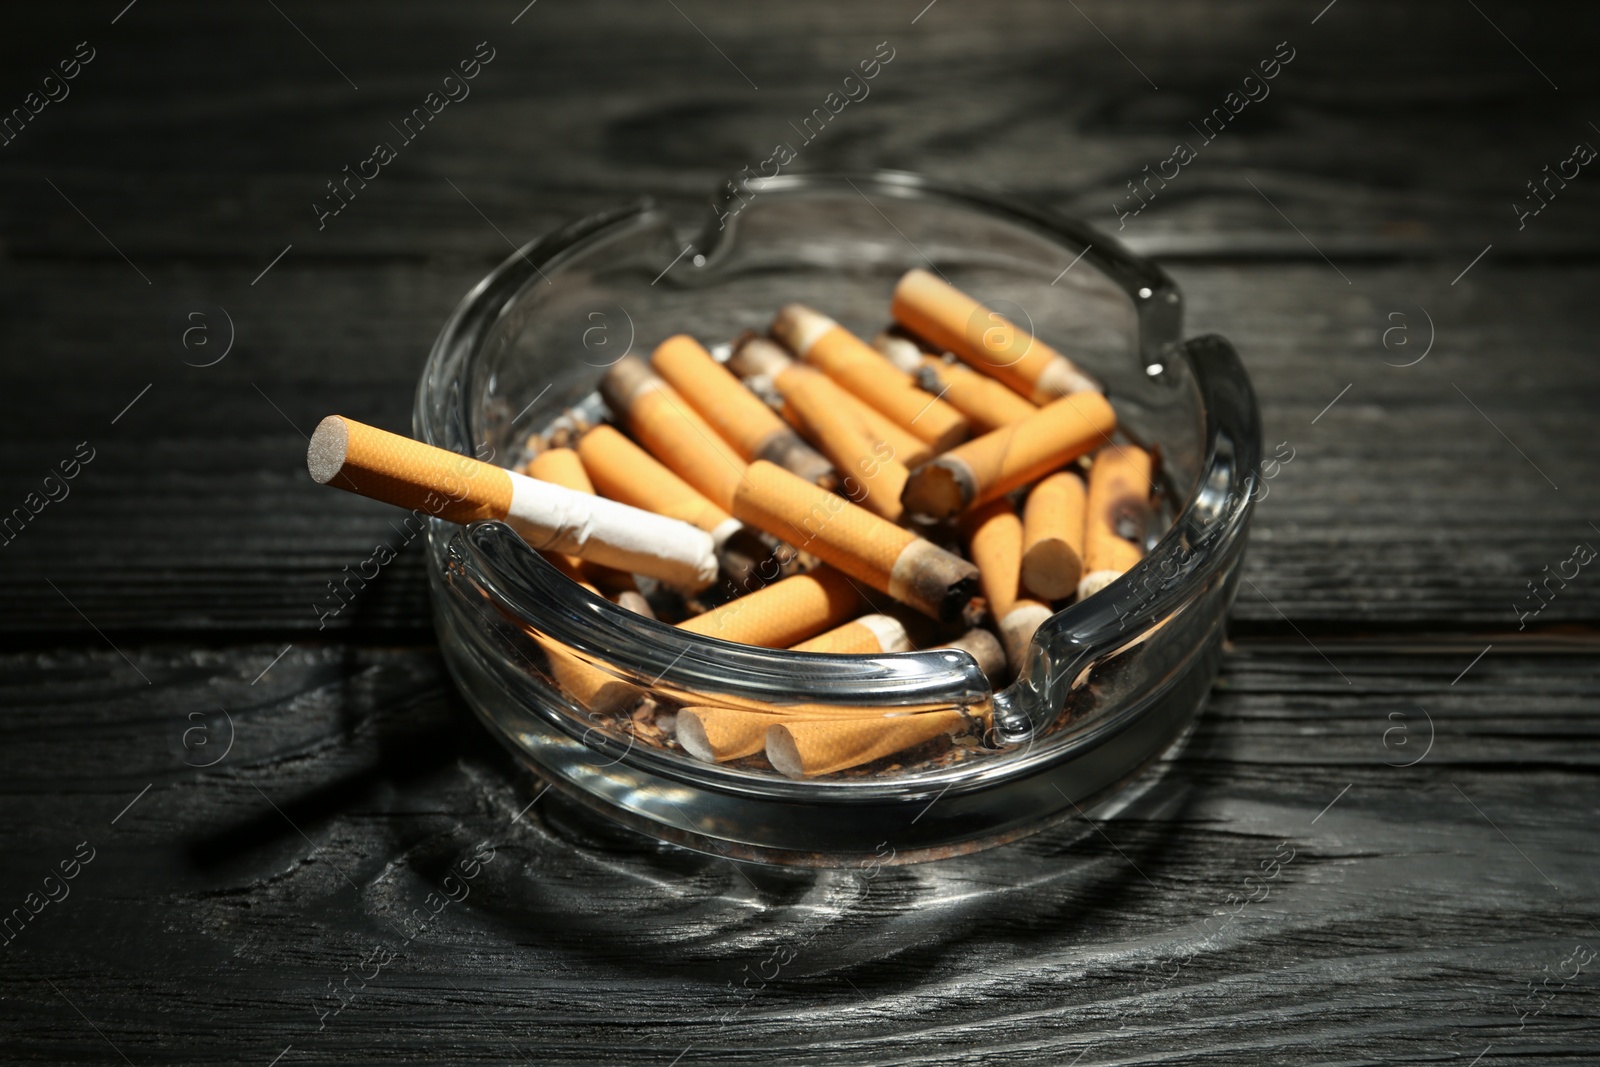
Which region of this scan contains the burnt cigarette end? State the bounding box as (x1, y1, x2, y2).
(901, 457, 974, 521)
(597, 354, 656, 415)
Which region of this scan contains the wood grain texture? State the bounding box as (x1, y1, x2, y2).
(1, 642, 1595, 1064)
(2, 0, 1598, 1062)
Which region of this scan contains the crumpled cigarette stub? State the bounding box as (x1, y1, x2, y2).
(1021, 470, 1087, 600)
(890, 268, 1101, 401)
(306, 415, 718, 592)
(732, 460, 979, 622)
(650, 333, 833, 485)
(599, 355, 746, 512)
(524, 446, 638, 598)
(677, 566, 863, 648)
(1078, 443, 1153, 600)
(901, 391, 1116, 520)
(772, 303, 970, 451)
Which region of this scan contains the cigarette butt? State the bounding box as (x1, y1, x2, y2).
(901, 391, 1116, 520)
(963, 498, 1024, 620)
(774, 366, 910, 521)
(766, 710, 971, 778)
(530, 631, 641, 716)
(733, 335, 933, 468)
(938, 628, 1007, 684)
(790, 613, 912, 654)
(732, 461, 980, 622)
(599, 355, 746, 512)
(962, 498, 1053, 673)
(652, 334, 834, 485)
(874, 333, 1039, 434)
(890, 268, 1102, 401)
(524, 447, 639, 595)
(1078, 444, 1154, 600)
(772, 304, 970, 451)
(677, 706, 778, 762)
(613, 589, 655, 618)
(307, 415, 718, 592)
(576, 425, 741, 551)
(677, 565, 863, 647)
(677, 703, 930, 763)
(1021, 471, 1087, 600)
(997, 600, 1052, 674)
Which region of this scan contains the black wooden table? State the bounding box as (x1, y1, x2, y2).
(3, 2, 1598, 1063)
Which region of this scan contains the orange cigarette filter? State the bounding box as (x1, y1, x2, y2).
(961, 498, 1051, 673)
(874, 333, 1038, 434)
(650, 334, 834, 485)
(1021, 471, 1087, 601)
(576, 425, 740, 546)
(766, 710, 972, 779)
(599, 355, 747, 512)
(901, 391, 1116, 520)
(790, 613, 912, 655)
(732, 460, 980, 622)
(524, 447, 638, 596)
(1078, 444, 1154, 600)
(677, 565, 863, 648)
(731, 335, 933, 468)
(891, 268, 1101, 401)
(771, 304, 970, 452)
(775, 366, 909, 521)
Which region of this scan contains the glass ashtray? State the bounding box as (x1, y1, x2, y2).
(417, 171, 1261, 866)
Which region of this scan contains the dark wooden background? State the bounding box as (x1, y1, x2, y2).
(2, 1, 1598, 1063)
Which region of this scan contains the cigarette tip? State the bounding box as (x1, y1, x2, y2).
(307, 415, 350, 484)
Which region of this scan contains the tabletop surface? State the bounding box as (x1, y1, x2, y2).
(2, 2, 1598, 1063)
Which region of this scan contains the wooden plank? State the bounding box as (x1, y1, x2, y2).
(2, 1, 1598, 261)
(0, 640, 1593, 1063)
(1, 259, 1595, 635)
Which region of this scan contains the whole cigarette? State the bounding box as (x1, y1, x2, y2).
(651, 334, 834, 485)
(771, 304, 970, 452)
(677, 565, 863, 647)
(1021, 471, 1087, 600)
(901, 391, 1116, 520)
(962, 498, 1052, 673)
(891, 268, 1102, 400)
(732, 461, 980, 622)
(732, 336, 932, 467)
(1078, 444, 1153, 600)
(525, 447, 640, 596)
(791, 613, 911, 655)
(307, 415, 718, 592)
(874, 333, 1038, 434)
(576, 425, 742, 549)
(776, 366, 910, 521)
(766, 710, 971, 778)
(599, 355, 746, 512)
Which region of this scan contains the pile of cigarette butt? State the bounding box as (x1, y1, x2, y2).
(306, 269, 1158, 780)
